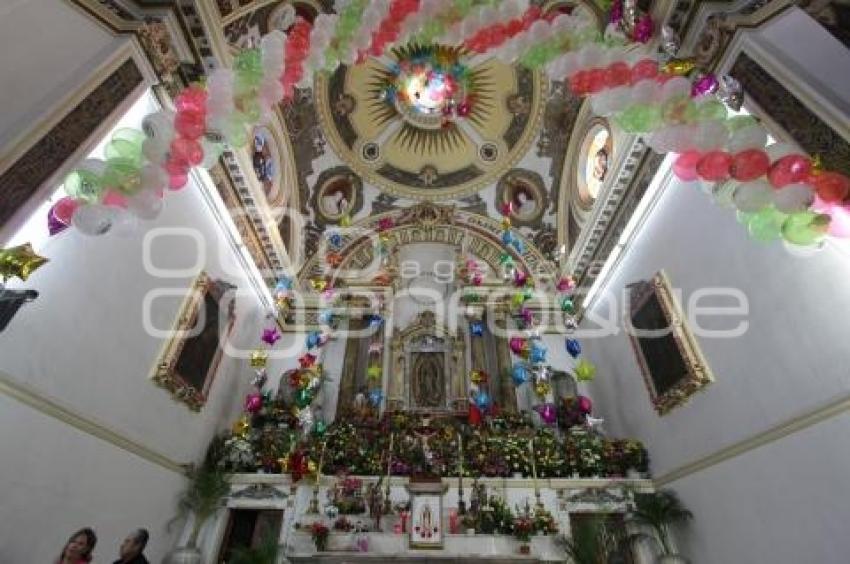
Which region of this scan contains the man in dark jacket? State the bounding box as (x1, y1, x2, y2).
(114, 529, 149, 564)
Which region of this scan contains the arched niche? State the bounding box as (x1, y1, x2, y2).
(388, 311, 466, 413)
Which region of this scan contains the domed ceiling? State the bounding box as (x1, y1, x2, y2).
(217, 0, 597, 278)
(316, 44, 545, 200)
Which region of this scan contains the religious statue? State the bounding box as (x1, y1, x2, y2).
(366, 477, 385, 531)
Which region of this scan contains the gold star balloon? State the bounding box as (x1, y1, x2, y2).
(662, 58, 696, 76)
(0, 243, 48, 282)
(250, 349, 268, 368)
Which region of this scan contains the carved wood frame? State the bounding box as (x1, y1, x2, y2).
(626, 270, 713, 416)
(389, 311, 466, 413)
(151, 272, 236, 411)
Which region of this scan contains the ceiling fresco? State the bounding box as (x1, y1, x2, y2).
(214, 0, 607, 278)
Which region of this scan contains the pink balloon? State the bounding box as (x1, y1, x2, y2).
(169, 173, 189, 190)
(577, 395, 592, 414)
(509, 337, 527, 355)
(815, 198, 850, 239)
(174, 111, 206, 140)
(604, 61, 631, 88)
(630, 59, 658, 83)
(534, 403, 557, 425)
(52, 196, 80, 225)
(696, 151, 733, 182)
(672, 151, 702, 181)
(174, 85, 207, 114)
(102, 190, 128, 208)
(768, 154, 812, 188)
(730, 149, 770, 182)
(245, 393, 263, 414)
(170, 137, 204, 166)
(810, 171, 850, 203)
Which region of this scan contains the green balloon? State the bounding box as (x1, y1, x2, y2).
(64, 169, 103, 203)
(103, 158, 142, 195)
(105, 139, 143, 168)
(696, 99, 728, 122)
(725, 115, 758, 133)
(313, 421, 327, 437)
(748, 207, 786, 242)
(781, 211, 830, 246)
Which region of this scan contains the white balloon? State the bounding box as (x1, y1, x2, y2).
(141, 111, 175, 143)
(142, 138, 169, 164)
(78, 158, 108, 176)
(727, 124, 768, 153)
(110, 208, 139, 237)
(766, 142, 799, 163)
(200, 139, 224, 169)
(72, 203, 118, 236)
(579, 45, 604, 68)
(774, 183, 814, 213)
(126, 188, 164, 220)
(630, 80, 659, 105)
(693, 120, 729, 151)
(140, 163, 168, 192)
(782, 239, 825, 257)
(660, 76, 692, 102)
(732, 180, 773, 212)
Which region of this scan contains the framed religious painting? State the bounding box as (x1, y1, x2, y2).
(152, 272, 237, 411)
(626, 271, 713, 415)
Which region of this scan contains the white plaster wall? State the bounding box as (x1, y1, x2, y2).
(582, 177, 850, 476)
(0, 0, 125, 152)
(0, 394, 187, 564)
(670, 412, 850, 564)
(0, 175, 266, 560)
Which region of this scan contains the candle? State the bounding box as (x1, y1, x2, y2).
(317, 440, 326, 480)
(386, 433, 394, 496)
(529, 438, 538, 490)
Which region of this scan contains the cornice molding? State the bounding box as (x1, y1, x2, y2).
(0, 370, 186, 475)
(656, 392, 850, 486)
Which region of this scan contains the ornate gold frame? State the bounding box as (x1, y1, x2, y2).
(626, 271, 713, 416)
(151, 272, 236, 411)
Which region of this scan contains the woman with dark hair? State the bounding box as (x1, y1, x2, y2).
(57, 528, 97, 564)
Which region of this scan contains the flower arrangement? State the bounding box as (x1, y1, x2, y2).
(333, 516, 353, 532)
(330, 474, 366, 514)
(532, 506, 558, 535)
(210, 412, 649, 480)
(513, 515, 534, 543)
(309, 522, 330, 552)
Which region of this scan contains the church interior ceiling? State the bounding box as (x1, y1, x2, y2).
(218, 0, 599, 278)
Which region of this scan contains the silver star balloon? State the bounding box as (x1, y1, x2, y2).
(717, 74, 744, 111)
(660, 25, 681, 57)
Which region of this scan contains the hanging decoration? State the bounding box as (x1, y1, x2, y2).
(0, 243, 49, 282)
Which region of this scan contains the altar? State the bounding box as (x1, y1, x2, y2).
(189, 473, 655, 563)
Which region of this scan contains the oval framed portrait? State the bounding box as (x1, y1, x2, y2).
(496, 169, 547, 226)
(577, 120, 613, 207)
(312, 167, 364, 224)
(251, 126, 283, 205)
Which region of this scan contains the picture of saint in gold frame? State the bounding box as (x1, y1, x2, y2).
(626, 271, 713, 415)
(151, 272, 236, 411)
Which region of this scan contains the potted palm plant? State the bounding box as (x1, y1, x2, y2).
(166, 465, 231, 564)
(558, 517, 608, 564)
(627, 490, 693, 563)
(229, 533, 281, 564)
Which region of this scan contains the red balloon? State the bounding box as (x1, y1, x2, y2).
(604, 61, 631, 88)
(569, 70, 590, 96)
(809, 171, 850, 203)
(630, 58, 658, 83)
(672, 151, 702, 181)
(768, 154, 812, 188)
(730, 149, 770, 182)
(586, 68, 607, 94)
(164, 157, 189, 177)
(170, 137, 204, 166)
(506, 19, 524, 37)
(174, 111, 206, 140)
(696, 151, 733, 182)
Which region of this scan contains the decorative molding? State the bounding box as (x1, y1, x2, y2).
(655, 391, 850, 486)
(0, 370, 185, 474)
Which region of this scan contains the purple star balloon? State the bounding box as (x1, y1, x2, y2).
(261, 326, 281, 345)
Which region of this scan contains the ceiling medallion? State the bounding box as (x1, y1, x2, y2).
(316, 44, 545, 201)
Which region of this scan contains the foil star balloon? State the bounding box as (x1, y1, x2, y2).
(261, 326, 281, 345)
(252, 369, 268, 389)
(311, 278, 328, 292)
(250, 350, 268, 368)
(717, 74, 743, 111)
(660, 24, 680, 57)
(0, 243, 48, 282)
(367, 365, 382, 380)
(574, 359, 597, 382)
(662, 57, 696, 76)
(232, 415, 250, 437)
(298, 353, 317, 368)
(534, 380, 551, 397)
(470, 369, 488, 384)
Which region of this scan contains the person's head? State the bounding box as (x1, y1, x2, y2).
(60, 528, 97, 562)
(119, 529, 149, 560)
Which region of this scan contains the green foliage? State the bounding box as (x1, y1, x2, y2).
(169, 466, 230, 547)
(629, 490, 693, 555)
(559, 517, 607, 564)
(228, 534, 281, 564)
